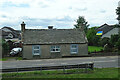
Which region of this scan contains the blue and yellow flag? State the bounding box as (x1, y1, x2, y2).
(96, 31, 103, 35)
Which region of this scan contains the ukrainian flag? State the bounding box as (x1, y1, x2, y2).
(96, 31, 103, 35)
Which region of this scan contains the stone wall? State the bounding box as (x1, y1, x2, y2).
(23, 43, 88, 59)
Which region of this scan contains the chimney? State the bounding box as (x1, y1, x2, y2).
(48, 26, 53, 29)
(21, 21, 26, 32)
(21, 21, 26, 43)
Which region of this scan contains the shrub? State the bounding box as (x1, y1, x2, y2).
(2, 39, 9, 57)
(104, 44, 112, 52)
(116, 38, 120, 51)
(100, 37, 110, 47)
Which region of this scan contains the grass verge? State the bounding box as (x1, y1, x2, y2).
(88, 46, 103, 53)
(2, 68, 119, 78)
(0, 57, 22, 61)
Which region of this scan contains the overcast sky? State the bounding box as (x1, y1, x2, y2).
(0, 0, 119, 30)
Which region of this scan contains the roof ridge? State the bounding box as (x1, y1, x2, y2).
(25, 29, 82, 31)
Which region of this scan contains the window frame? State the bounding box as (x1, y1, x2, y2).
(32, 45, 40, 55)
(50, 45, 60, 52)
(70, 44, 78, 54)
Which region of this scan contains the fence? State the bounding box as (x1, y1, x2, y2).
(2, 62, 94, 73)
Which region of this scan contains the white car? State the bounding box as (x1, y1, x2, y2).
(10, 48, 22, 56)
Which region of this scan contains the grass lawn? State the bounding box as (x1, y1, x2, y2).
(88, 46, 103, 53)
(0, 57, 22, 61)
(2, 68, 119, 78)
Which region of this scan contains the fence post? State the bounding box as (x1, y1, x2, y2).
(16, 68, 18, 76)
(63, 65, 65, 74)
(91, 63, 94, 70)
(40, 67, 42, 74)
(85, 63, 88, 73)
(17, 68, 18, 73)
(78, 64, 79, 73)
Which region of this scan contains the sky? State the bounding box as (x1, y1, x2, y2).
(0, 0, 119, 30)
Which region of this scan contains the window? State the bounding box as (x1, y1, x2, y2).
(32, 45, 40, 55)
(51, 45, 60, 52)
(71, 44, 78, 54)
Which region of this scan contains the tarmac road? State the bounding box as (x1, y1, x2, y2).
(1, 56, 119, 69)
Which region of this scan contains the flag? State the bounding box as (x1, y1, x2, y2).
(96, 31, 103, 35)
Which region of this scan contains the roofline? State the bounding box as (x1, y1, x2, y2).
(23, 42, 88, 45)
(25, 28, 82, 31)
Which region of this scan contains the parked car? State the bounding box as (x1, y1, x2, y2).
(10, 48, 22, 56)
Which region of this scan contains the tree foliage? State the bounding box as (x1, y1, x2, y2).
(100, 37, 110, 47)
(103, 34, 120, 52)
(109, 34, 119, 47)
(2, 39, 9, 57)
(116, 7, 120, 23)
(87, 27, 101, 46)
(74, 16, 89, 33)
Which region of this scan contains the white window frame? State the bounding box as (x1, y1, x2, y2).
(50, 45, 60, 52)
(32, 45, 40, 55)
(71, 44, 78, 54)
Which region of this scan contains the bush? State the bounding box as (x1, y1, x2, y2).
(2, 39, 9, 57)
(110, 34, 119, 47)
(104, 44, 112, 52)
(116, 38, 120, 50)
(100, 37, 110, 47)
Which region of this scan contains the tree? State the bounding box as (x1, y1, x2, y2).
(100, 37, 110, 47)
(2, 39, 9, 57)
(116, 38, 120, 50)
(74, 16, 89, 33)
(87, 27, 101, 46)
(116, 7, 120, 24)
(109, 34, 119, 47)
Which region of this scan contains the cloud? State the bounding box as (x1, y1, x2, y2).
(76, 7, 87, 11)
(1, 2, 30, 8)
(19, 16, 74, 29)
(0, 0, 119, 29)
(0, 15, 74, 29)
(1, 15, 7, 18)
(100, 10, 106, 13)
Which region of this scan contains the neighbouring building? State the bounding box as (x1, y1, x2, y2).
(21, 22, 88, 59)
(1, 27, 21, 42)
(0, 27, 22, 56)
(97, 23, 120, 38)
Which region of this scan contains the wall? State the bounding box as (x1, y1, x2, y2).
(102, 28, 119, 38)
(23, 43, 88, 59)
(23, 45, 33, 59)
(61, 44, 88, 56)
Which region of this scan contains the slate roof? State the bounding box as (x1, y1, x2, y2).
(1, 27, 21, 39)
(23, 29, 88, 44)
(97, 24, 114, 35)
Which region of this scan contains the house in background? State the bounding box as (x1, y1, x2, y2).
(1, 27, 21, 42)
(21, 22, 88, 59)
(97, 23, 120, 38)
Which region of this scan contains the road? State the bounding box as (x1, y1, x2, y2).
(1, 56, 119, 69)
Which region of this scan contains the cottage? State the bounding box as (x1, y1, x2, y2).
(21, 22, 88, 59)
